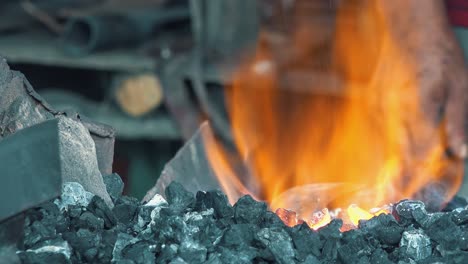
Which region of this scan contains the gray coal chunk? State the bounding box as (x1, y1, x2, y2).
(170, 257, 189, 264)
(103, 173, 124, 199)
(217, 246, 258, 264)
(165, 182, 195, 211)
(112, 233, 139, 263)
(112, 196, 140, 225)
(178, 240, 208, 264)
(359, 214, 404, 245)
(370, 248, 393, 264)
(318, 219, 343, 239)
(121, 240, 156, 264)
(19, 238, 72, 264)
(86, 196, 117, 228)
(195, 190, 234, 219)
(399, 229, 431, 261)
(303, 254, 321, 264)
(234, 195, 267, 224)
(425, 214, 462, 251)
(221, 224, 255, 249)
(256, 227, 295, 264)
(157, 244, 179, 263)
(78, 211, 104, 232)
(55, 182, 94, 210)
(57, 116, 113, 207)
(394, 200, 426, 225)
(289, 223, 322, 260)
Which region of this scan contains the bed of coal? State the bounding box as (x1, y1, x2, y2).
(13, 175, 468, 264)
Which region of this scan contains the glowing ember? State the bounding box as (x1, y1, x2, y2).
(203, 0, 463, 229)
(307, 208, 332, 231)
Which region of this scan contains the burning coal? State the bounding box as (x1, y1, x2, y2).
(203, 0, 464, 228)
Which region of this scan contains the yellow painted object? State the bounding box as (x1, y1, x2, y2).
(115, 74, 163, 117)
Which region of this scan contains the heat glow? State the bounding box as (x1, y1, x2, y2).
(204, 1, 463, 228)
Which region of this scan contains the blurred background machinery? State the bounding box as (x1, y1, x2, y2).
(0, 0, 259, 198)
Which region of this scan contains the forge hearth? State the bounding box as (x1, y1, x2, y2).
(16, 179, 468, 264)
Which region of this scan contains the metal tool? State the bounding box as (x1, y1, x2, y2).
(0, 119, 62, 222)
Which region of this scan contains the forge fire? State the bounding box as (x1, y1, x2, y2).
(204, 0, 464, 230)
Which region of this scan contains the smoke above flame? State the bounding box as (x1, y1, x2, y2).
(203, 0, 463, 227)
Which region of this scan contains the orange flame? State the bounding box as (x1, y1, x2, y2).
(204, 0, 463, 227)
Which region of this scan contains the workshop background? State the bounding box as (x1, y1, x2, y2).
(0, 0, 259, 199)
(2, 0, 468, 199)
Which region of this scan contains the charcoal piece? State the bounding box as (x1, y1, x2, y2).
(136, 206, 155, 230)
(399, 229, 431, 261)
(233, 195, 267, 224)
(321, 238, 339, 261)
(145, 194, 168, 207)
(339, 230, 374, 263)
(86, 196, 117, 229)
(18, 251, 70, 264)
(98, 230, 119, 263)
(115, 260, 136, 264)
(318, 219, 343, 239)
(63, 229, 100, 262)
(152, 215, 187, 244)
(178, 240, 208, 264)
(170, 257, 189, 264)
(436, 250, 468, 264)
(83, 247, 98, 261)
(23, 220, 57, 248)
(165, 182, 195, 212)
(393, 200, 426, 225)
(452, 209, 468, 226)
(121, 240, 156, 264)
(195, 190, 234, 219)
(55, 182, 94, 211)
(303, 255, 321, 264)
(24, 238, 71, 261)
(205, 253, 223, 264)
(112, 233, 139, 263)
(221, 224, 255, 248)
(459, 226, 468, 250)
(262, 211, 287, 228)
(55, 214, 70, 233)
(217, 246, 258, 264)
(359, 214, 403, 245)
(113, 196, 139, 225)
(67, 205, 83, 219)
(103, 173, 124, 199)
(289, 223, 322, 260)
(78, 211, 104, 232)
(255, 227, 295, 264)
(443, 196, 468, 212)
(157, 244, 179, 263)
(370, 248, 393, 264)
(425, 214, 462, 251)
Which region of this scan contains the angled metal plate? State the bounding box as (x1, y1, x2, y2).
(0, 119, 62, 222)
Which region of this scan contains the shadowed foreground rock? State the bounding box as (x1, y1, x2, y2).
(0, 57, 114, 207)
